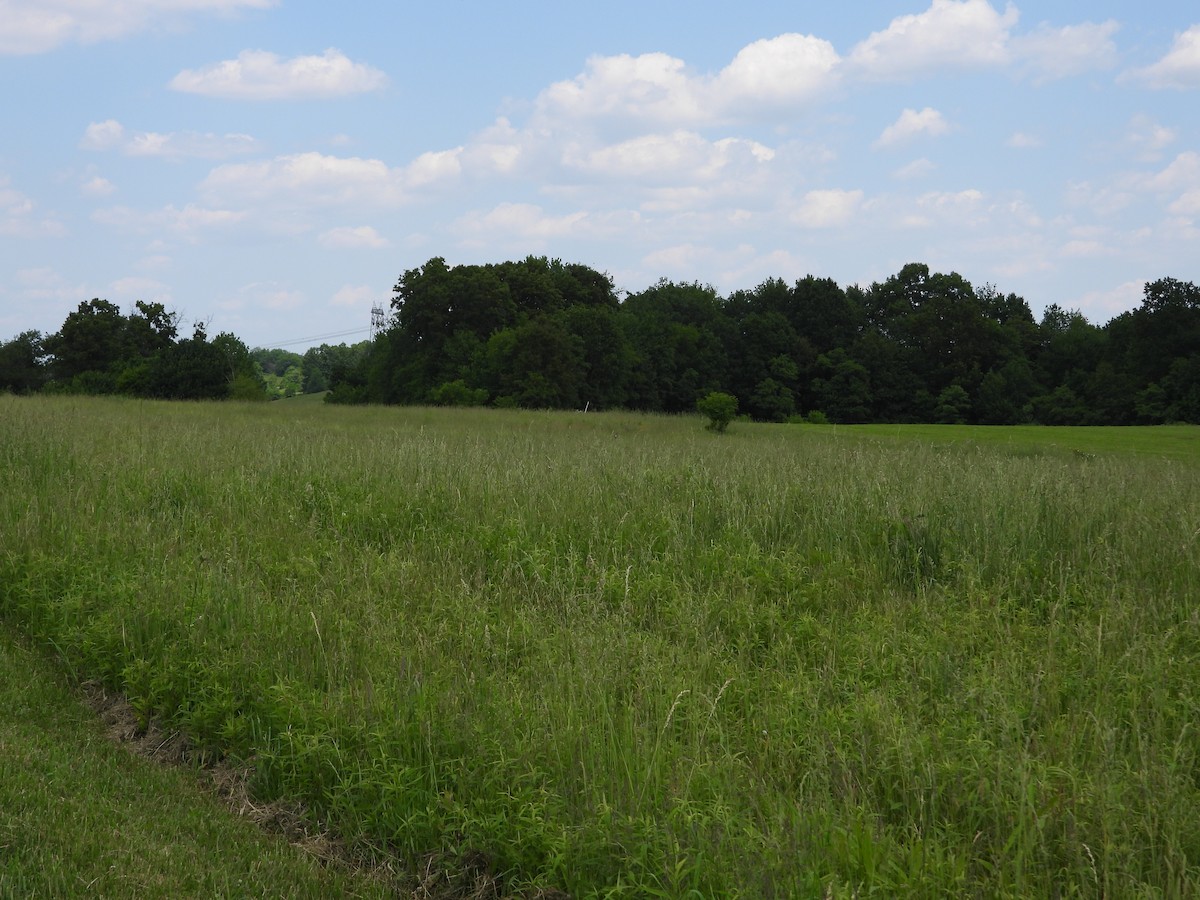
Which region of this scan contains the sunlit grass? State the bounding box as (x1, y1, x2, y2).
(2, 394, 1198, 896)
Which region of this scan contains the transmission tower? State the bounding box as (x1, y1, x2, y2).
(370, 303, 387, 340)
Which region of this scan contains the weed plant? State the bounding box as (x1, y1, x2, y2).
(1, 394, 1198, 896)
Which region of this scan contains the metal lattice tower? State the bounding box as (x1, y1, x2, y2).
(370, 303, 386, 340)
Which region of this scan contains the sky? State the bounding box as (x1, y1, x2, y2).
(1, 1, 1198, 351)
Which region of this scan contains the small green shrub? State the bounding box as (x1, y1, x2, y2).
(697, 391, 738, 433)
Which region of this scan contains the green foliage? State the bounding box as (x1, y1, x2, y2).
(428, 379, 488, 407)
(0, 331, 47, 394)
(697, 390, 738, 432)
(0, 626, 388, 897)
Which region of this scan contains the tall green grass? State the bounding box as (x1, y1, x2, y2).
(2, 394, 1198, 896)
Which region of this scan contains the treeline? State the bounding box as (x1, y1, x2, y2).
(3, 260, 1197, 424)
(0, 298, 371, 402)
(0, 300, 266, 400)
(327, 256, 1200, 425)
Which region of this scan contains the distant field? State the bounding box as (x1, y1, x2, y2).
(1, 394, 1198, 897)
(840, 421, 1200, 464)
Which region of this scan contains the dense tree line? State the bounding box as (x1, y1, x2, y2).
(4, 264, 1197, 424)
(0, 299, 264, 401)
(0, 299, 375, 402)
(323, 257, 1200, 425)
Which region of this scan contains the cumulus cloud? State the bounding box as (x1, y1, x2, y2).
(848, 0, 1018, 80)
(170, 48, 387, 100)
(564, 130, 773, 183)
(81, 119, 260, 158)
(536, 34, 839, 128)
(789, 189, 863, 228)
(874, 108, 951, 148)
(318, 225, 389, 249)
(199, 150, 462, 209)
(1011, 20, 1119, 82)
(1127, 25, 1200, 89)
(0, 0, 276, 55)
(710, 33, 841, 110)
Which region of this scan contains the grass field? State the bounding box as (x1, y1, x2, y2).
(0, 622, 389, 898)
(1, 394, 1198, 897)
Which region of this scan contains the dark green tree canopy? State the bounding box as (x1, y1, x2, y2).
(7, 262, 1199, 425)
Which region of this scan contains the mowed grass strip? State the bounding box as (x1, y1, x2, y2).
(0, 623, 389, 899)
(1, 393, 1198, 896)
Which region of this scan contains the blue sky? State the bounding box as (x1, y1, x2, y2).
(1, 1, 1198, 350)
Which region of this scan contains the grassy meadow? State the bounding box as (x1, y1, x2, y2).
(1, 393, 1198, 897)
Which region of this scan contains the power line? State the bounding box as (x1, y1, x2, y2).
(266, 326, 372, 348)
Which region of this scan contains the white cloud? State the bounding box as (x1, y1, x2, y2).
(1059, 239, 1110, 258)
(455, 202, 589, 240)
(1127, 116, 1177, 162)
(642, 243, 707, 272)
(81, 175, 116, 197)
(710, 33, 841, 110)
(0, 0, 276, 55)
(201, 153, 400, 206)
(170, 48, 387, 100)
(1006, 132, 1042, 148)
(81, 119, 125, 150)
(222, 282, 303, 312)
(536, 34, 839, 129)
(200, 150, 461, 209)
(92, 203, 246, 238)
(874, 108, 950, 148)
(894, 158, 936, 179)
(13, 267, 85, 302)
(918, 188, 985, 217)
(537, 52, 707, 126)
(404, 148, 463, 187)
(1139, 151, 1200, 193)
(0, 175, 66, 237)
(82, 119, 260, 158)
(108, 276, 172, 302)
(318, 226, 389, 249)
(789, 189, 863, 228)
(331, 285, 377, 308)
(1169, 190, 1200, 216)
(1128, 25, 1200, 89)
(848, 0, 1018, 80)
(1074, 280, 1145, 320)
(1012, 20, 1119, 82)
(565, 130, 773, 183)
(135, 254, 172, 272)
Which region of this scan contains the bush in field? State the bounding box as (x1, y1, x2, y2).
(428, 379, 488, 407)
(697, 391, 737, 432)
